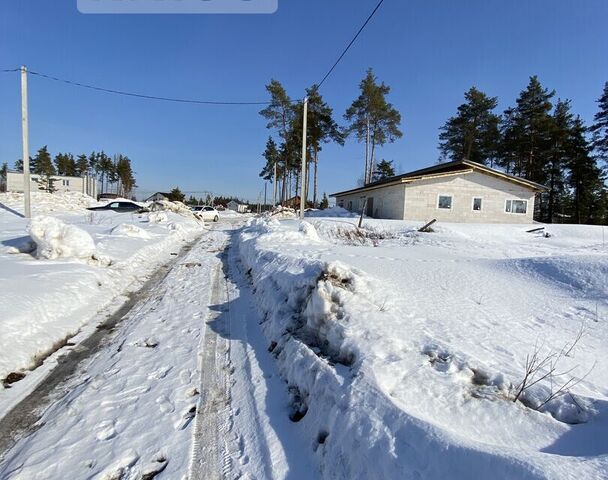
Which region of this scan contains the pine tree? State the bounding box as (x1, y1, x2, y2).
(54, 153, 76, 176)
(259, 137, 280, 181)
(0, 162, 7, 192)
(344, 68, 402, 184)
(260, 80, 295, 203)
(438, 87, 501, 166)
(590, 81, 608, 170)
(168, 187, 185, 203)
(295, 85, 344, 206)
(565, 117, 606, 224)
(115, 154, 136, 197)
(33, 146, 57, 193)
(319, 193, 329, 210)
(499, 76, 555, 183)
(542, 99, 573, 222)
(372, 159, 396, 181)
(75, 154, 89, 176)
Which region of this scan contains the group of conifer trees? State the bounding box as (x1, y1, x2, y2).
(439, 78, 608, 224)
(10, 146, 136, 197)
(259, 68, 402, 207)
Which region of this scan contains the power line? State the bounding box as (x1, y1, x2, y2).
(316, 0, 385, 89)
(0, 1, 386, 103)
(26, 70, 272, 105)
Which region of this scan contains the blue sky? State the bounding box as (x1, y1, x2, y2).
(1, 0, 607, 201)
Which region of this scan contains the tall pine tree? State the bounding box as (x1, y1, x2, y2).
(565, 117, 606, 224)
(499, 76, 555, 183)
(438, 87, 501, 166)
(590, 81, 608, 171)
(344, 69, 402, 184)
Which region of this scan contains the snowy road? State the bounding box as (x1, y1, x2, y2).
(0, 221, 317, 479)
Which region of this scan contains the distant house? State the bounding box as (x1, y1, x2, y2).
(283, 196, 302, 209)
(227, 200, 247, 213)
(331, 160, 547, 224)
(145, 192, 170, 202)
(6, 171, 97, 198)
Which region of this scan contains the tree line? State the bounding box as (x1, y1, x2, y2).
(11, 146, 136, 197)
(438, 78, 608, 224)
(259, 68, 402, 207)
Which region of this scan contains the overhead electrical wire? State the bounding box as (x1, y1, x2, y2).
(0, 0, 385, 105)
(316, 0, 385, 88)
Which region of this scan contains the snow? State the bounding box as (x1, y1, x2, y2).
(0, 192, 203, 393)
(0, 230, 228, 479)
(29, 216, 97, 260)
(305, 206, 357, 218)
(2, 190, 607, 479)
(235, 216, 608, 479)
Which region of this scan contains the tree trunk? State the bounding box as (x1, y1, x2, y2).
(370, 140, 377, 184)
(313, 149, 319, 207)
(364, 117, 370, 184)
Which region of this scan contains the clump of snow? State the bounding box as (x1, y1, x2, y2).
(111, 223, 151, 239)
(168, 222, 185, 233)
(28, 216, 96, 261)
(148, 211, 168, 224)
(305, 206, 357, 218)
(267, 206, 297, 219)
(299, 221, 320, 242)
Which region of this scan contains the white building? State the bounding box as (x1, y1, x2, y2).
(145, 192, 170, 202)
(227, 200, 248, 213)
(331, 160, 547, 224)
(6, 171, 97, 199)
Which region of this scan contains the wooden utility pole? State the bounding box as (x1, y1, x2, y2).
(299, 97, 308, 219)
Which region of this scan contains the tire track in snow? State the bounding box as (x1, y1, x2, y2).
(188, 258, 233, 480)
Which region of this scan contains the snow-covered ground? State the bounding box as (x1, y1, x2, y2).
(236, 211, 608, 479)
(2, 194, 607, 479)
(0, 192, 204, 406)
(0, 228, 227, 479)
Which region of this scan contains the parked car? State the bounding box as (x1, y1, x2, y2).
(191, 205, 220, 222)
(87, 201, 147, 213)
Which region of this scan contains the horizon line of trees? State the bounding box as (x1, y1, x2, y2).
(10, 146, 136, 197)
(438, 77, 608, 224)
(259, 68, 403, 208)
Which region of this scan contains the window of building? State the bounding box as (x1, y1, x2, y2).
(437, 195, 452, 209)
(505, 199, 527, 214)
(472, 197, 482, 211)
(62, 179, 70, 186)
(348, 201, 353, 211)
(338, 200, 344, 208)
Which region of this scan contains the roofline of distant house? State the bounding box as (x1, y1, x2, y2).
(330, 160, 548, 197)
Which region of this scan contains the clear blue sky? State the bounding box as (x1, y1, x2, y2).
(1, 0, 607, 201)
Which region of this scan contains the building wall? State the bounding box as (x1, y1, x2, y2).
(6, 172, 97, 198)
(404, 171, 536, 223)
(335, 183, 406, 220)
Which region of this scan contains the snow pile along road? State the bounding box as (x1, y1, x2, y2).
(29, 216, 97, 261)
(236, 216, 608, 479)
(0, 192, 203, 395)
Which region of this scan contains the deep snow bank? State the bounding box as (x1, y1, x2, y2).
(236, 217, 608, 479)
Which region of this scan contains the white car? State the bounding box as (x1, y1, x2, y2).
(191, 205, 219, 222)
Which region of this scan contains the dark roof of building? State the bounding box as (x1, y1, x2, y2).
(330, 160, 547, 197)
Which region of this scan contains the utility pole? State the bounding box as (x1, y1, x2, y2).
(263, 181, 267, 211)
(365, 116, 370, 185)
(21, 66, 31, 218)
(272, 162, 277, 207)
(299, 97, 308, 219)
